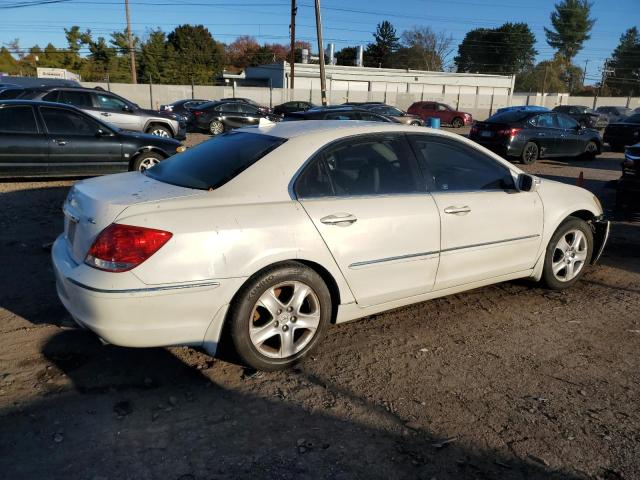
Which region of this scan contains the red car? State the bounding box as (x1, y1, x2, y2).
(407, 101, 472, 128)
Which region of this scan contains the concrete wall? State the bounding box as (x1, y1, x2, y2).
(81, 81, 640, 121)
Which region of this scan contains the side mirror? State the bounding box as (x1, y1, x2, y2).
(96, 128, 111, 137)
(517, 173, 537, 192)
(122, 105, 132, 112)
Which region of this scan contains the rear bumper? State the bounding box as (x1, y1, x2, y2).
(51, 234, 243, 348)
(470, 136, 525, 157)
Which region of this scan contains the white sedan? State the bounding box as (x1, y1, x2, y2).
(52, 121, 609, 370)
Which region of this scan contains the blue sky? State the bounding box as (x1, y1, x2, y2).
(1, 0, 637, 84)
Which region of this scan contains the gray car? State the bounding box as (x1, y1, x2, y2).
(19, 87, 186, 140)
(596, 106, 633, 124)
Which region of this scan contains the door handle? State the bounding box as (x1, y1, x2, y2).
(53, 139, 68, 146)
(538, 133, 546, 136)
(101, 112, 111, 117)
(444, 206, 471, 215)
(320, 213, 358, 226)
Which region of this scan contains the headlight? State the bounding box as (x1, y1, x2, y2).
(176, 146, 187, 153)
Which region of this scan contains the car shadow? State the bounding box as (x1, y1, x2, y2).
(0, 184, 73, 328)
(0, 328, 585, 480)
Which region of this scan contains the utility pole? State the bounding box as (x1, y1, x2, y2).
(314, 0, 327, 106)
(541, 65, 548, 98)
(289, 0, 296, 90)
(125, 0, 137, 84)
(582, 59, 589, 86)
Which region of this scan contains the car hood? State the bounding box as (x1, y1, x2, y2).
(119, 130, 182, 146)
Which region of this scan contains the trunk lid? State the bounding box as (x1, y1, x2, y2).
(63, 171, 203, 264)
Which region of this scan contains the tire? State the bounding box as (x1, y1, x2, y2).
(132, 151, 164, 172)
(410, 121, 421, 126)
(541, 217, 593, 290)
(521, 141, 539, 164)
(451, 117, 464, 128)
(229, 262, 332, 371)
(583, 140, 598, 160)
(209, 120, 225, 136)
(145, 124, 172, 138)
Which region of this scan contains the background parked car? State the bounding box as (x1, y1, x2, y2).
(220, 97, 271, 114)
(616, 143, 640, 215)
(160, 98, 210, 130)
(273, 101, 315, 116)
(470, 110, 601, 164)
(552, 105, 607, 129)
(603, 113, 640, 151)
(193, 100, 278, 135)
(0, 100, 183, 178)
(407, 101, 472, 128)
(19, 86, 186, 140)
(0, 87, 25, 99)
(596, 106, 632, 124)
(283, 106, 395, 123)
(358, 104, 424, 126)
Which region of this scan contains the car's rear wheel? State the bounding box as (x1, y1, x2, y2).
(132, 151, 164, 172)
(521, 141, 539, 164)
(229, 262, 331, 371)
(541, 217, 593, 290)
(451, 117, 464, 128)
(410, 121, 421, 126)
(146, 124, 172, 138)
(209, 120, 224, 135)
(583, 140, 598, 159)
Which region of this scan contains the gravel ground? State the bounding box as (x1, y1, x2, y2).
(0, 131, 639, 480)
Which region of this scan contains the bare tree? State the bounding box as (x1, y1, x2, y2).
(398, 27, 453, 71)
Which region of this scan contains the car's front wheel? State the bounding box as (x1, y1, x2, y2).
(541, 217, 593, 290)
(229, 262, 331, 370)
(451, 117, 464, 128)
(146, 124, 172, 138)
(132, 151, 164, 172)
(583, 140, 598, 159)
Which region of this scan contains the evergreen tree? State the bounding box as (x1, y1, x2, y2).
(544, 0, 595, 61)
(365, 21, 400, 68)
(607, 27, 640, 96)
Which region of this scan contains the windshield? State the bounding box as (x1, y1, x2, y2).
(144, 131, 287, 190)
(486, 111, 531, 123)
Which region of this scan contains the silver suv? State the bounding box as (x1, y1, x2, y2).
(21, 87, 186, 140)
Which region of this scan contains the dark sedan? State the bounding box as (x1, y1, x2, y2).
(603, 113, 640, 151)
(552, 105, 606, 129)
(0, 100, 183, 178)
(273, 101, 315, 116)
(192, 100, 278, 135)
(470, 110, 601, 164)
(160, 98, 210, 129)
(220, 97, 271, 114)
(616, 143, 640, 215)
(358, 104, 423, 126)
(283, 106, 395, 122)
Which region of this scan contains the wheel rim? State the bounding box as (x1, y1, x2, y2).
(524, 144, 537, 163)
(138, 157, 160, 171)
(210, 121, 224, 135)
(249, 281, 321, 359)
(551, 229, 588, 282)
(453, 119, 462, 127)
(586, 142, 597, 155)
(151, 128, 170, 137)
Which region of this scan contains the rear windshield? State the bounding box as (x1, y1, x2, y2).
(486, 111, 532, 123)
(144, 131, 286, 190)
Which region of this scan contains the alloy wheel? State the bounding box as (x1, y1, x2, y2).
(523, 143, 538, 163)
(249, 281, 321, 359)
(210, 121, 224, 135)
(137, 157, 160, 171)
(585, 141, 598, 156)
(151, 128, 170, 137)
(551, 229, 588, 282)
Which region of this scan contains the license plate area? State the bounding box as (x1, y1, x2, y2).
(480, 130, 493, 137)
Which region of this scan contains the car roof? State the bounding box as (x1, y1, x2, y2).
(0, 99, 81, 108)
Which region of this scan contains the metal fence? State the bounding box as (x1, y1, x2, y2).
(82, 82, 640, 121)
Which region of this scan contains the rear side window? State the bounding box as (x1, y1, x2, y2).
(296, 134, 422, 198)
(410, 136, 515, 192)
(0, 105, 38, 133)
(0, 89, 25, 100)
(557, 114, 578, 129)
(145, 131, 286, 190)
(60, 90, 93, 107)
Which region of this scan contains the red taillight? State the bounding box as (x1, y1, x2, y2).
(85, 224, 172, 272)
(498, 127, 522, 137)
(193, 111, 202, 117)
(470, 125, 479, 135)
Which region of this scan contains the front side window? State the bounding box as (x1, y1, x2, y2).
(410, 135, 515, 192)
(296, 135, 422, 198)
(325, 111, 358, 120)
(557, 114, 578, 129)
(239, 104, 258, 114)
(40, 107, 100, 135)
(358, 112, 389, 122)
(0, 105, 38, 133)
(59, 90, 93, 108)
(94, 93, 128, 112)
(222, 103, 241, 113)
(437, 104, 450, 111)
(145, 131, 286, 190)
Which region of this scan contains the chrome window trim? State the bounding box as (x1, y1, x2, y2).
(441, 234, 540, 253)
(66, 278, 220, 294)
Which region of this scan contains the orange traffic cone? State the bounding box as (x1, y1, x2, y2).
(577, 171, 585, 188)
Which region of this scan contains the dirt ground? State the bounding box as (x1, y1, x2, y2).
(1, 131, 639, 480)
